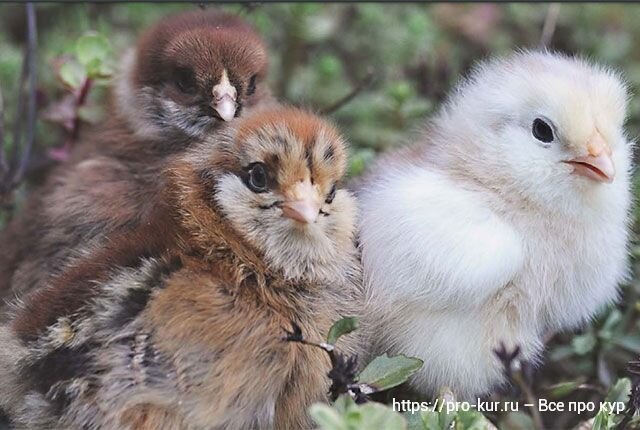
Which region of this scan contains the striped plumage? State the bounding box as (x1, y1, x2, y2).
(1, 107, 362, 429)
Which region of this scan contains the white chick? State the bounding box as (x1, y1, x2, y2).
(357, 51, 632, 399)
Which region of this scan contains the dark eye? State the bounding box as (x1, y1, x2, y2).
(245, 162, 268, 193)
(532, 118, 554, 144)
(325, 184, 336, 204)
(246, 74, 257, 96)
(174, 67, 197, 94)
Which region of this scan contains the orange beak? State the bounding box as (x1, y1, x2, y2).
(281, 179, 322, 224)
(564, 132, 615, 183)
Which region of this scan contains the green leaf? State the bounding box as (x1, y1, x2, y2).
(84, 57, 114, 79)
(387, 81, 414, 105)
(601, 308, 622, 332)
(498, 412, 537, 430)
(454, 410, 490, 430)
(612, 334, 640, 353)
(588, 379, 632, 430)
(332, 394, 356, 415)
(318, 54, 342, 79)
(309, 403, 348, 430)
(84, 58, 102, 77)
(403, 410, 427, 430)
(572, 333, 597, 355)
(357, 402, 407, 430)
(59, 61, 86, 89)
(326, 316, 358, 345)
(407, 13, 429, 36)
(548, 381, 580, 398)
(605, 377, 631, 404)
(548, 345, 575, 362)
(100, 62, 115, 77)
(76, 33, 111, 67)
(439, 405, 456, 430)
(420, 410, 441, 430)
(349, 148, 376, 177)
(311, 396, 406, 430)
(357, 353, 423, 392)
(592, 410, 609, 430)
(344, 407, 364, 427)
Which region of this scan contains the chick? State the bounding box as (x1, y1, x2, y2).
(0, 10, 271, 302)
(115, 9, 270, 140)
(357, 51, 632, 399)
(2, 107, 362, 429)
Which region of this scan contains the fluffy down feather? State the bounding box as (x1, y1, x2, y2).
(358, 51, 632, 399)
(1, 107, 362, 429)
(0, 10, 272, 305)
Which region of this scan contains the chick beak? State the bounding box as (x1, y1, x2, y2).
(564, 133, 615, 183)
(281, 180, 322, 224)
(211, 69, 237, 122)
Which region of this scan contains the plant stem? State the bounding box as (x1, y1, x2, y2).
(539, 3, 561, 48)
(0, 86, 6, 179)
(513, 371, 545, 430)
(321, 67, 375, 115)
(11, 2, 38, 187)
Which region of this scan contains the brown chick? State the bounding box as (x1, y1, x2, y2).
(0, 9, 271, 303)
(115, 9, 270, 140)
(1, 107, 362, 430)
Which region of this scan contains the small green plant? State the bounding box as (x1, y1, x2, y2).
(58, 32, 113, 89)
(407, 399, 493, 430)
(300, 317, 639, 430)
(311, 395, 406, 430)
(299, 318, 512, 430)
(284, 317, 423, 429)
(592, 378, 632, 429)
(45, 31, 114, 160)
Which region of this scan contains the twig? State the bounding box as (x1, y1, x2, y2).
(0, 86, 6, 179)
(277, 8, 304, 99)
(495, 343, 545, 430)
(512, 371, 545, 430)
(11, 2, 37, 187)
(282, 323, 366, 403)
(48, 74, 94, 162)
(320, 67, 375, 115)
(72, 78, 92, 141)
(539, 3, 561, 48)
(9, 51, 28, 172)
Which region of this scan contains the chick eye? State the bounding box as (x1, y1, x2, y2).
(245, 162, 268, 193)
(325, 184, 337, 204)
(246, 74, 257, 96)
(174, 67, 197, 94)
(532, 118, 554, 144)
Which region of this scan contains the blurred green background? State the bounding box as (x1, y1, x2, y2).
(2, 3, 640, 427)
(3, 3, 640, 176)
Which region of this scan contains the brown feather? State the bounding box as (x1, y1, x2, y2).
(3, 107, 362, 429)
(0, 10, 272, 306)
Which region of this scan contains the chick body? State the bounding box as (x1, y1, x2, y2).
(0, 10, 272, 303)
(2, 108, 362, 429)
(358, 51, 632, 399)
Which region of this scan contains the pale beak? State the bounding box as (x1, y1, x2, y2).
(281, 180, 322, 224)
(211, 69, 237, 122)
(564, 133, 615, 183)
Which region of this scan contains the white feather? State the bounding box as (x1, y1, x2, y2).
(360, 166, 524, 310)
(358, 51, 633, 399)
